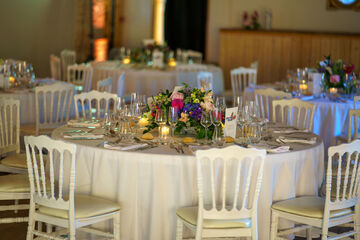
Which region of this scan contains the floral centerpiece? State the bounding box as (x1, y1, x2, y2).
(143, 84, 216, 139)
(130, 42, 171, 64)
(243, 11, 261, 30)
(317, 55, 355, 91)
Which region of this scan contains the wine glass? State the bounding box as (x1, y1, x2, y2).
(130, 92, 137, 105)
(168, 107, 179, 142)
(201, 111, 212, 143)
(233, 95, 243, 109)
(211, 108, 223, 145)
(116, 97, 125, 113)
(155, 109, 167, 143)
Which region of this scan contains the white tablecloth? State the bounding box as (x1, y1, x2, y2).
(52, 126, 324, 240)
(244, 86, 354, 150)
(92, 62, 225, 96)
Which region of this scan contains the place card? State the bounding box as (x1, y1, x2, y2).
(308, 73, 322, 96)
(152, 50, 164, 68)
(224, 107, 238, 138)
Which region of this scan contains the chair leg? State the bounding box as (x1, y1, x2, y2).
(69, 224, 76, 240)
(354, 203, 360, 240)
(46, 224, 52, 233)
(176, 218, 183, 240)
(26, 200, 36, 240)
(321, 226, 328, 240)
(306, 227, 312, 240)
(251, 216, 258, 240)
(14, 199, 19, 214)
(195, 224, 202, 240)
(113, 211, 121, 240)
(270, 211, 278, 240)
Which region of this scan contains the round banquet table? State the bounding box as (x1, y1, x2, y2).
(51, 125, 324, 240)
(91, 61, 225, 96)
(0, 78, 58, 124)
(244, 86, 354, 151)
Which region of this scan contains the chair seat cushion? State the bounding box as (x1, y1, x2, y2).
(38, 194, 121, 219)
(1, 153, 27, 169)
(272, 196, 352, 219)
(0, 174, 30, 193)
(176, 206, 251, 229)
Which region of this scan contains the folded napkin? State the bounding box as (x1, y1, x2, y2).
(276, 136, 317, 145)
(272, 129, 309, 134)
(67, 119, 103, 128)
(248, 143, 290, 153)
(104, 143, 148, 151)
(63, 133, 104, 139)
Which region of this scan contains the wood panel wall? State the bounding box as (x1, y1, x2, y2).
(219, 29, 360, 89)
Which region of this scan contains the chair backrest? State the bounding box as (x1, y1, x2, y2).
(50, 54, 61, 80)
(231, 67, 257, 95)
(97, 77, 113, 93)
(197, 71, 213, 91)
(176, 64, 207, 72)
(325, 140, 360, 213)
(35, 83, 74, 135)
(0, 98, 20, 155)
(255, 88, 291, 121)
(195, 146, 266, 222)
(25, 135, 77, 218)
(347, 109, 360, 142)
(60, 50, 76, 81)
(93, 67, 125, 95)
(272, 98, 315, 131)
(354, 95, 360, 109)
(67, 65, 93, 92)
(74, 90, 117, 119)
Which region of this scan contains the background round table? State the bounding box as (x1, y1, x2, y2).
(244, 86, 354, 150)
(91, 61, 225, 96)
(52, 125, 324, 240)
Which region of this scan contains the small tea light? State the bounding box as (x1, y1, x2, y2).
(9, 76, 15, 83)
(168, 58, 176, 67)
(138, 118, 149, 127)
(160, 126, 170, 139)
(329, 88, 338, 94)
(122, 57, 130, 65)
(299, 83, 308, 91)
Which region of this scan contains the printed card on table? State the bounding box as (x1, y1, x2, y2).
(224, 107, 238, 138)
(152, 50, 164, 68)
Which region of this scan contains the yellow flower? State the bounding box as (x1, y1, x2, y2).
(180, 113, 188, 123)
(194, 99, 200, 103)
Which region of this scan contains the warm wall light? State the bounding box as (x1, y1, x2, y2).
(153, 0, 165, 44)
(94, 38, 108, 61)
(93, 0, 106, 29)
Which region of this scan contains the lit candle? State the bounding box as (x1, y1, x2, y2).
(299, 83, 308, 91)
(329, 88, 338, 94)
(9, 76, 15, 83)
(168, 58, 176, 67)
(122, 57, 130, 64)
(138, 118, 149, 127)
(160, 126, 170, 139)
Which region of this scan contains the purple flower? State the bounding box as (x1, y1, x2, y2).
(182, 103, 203, 121)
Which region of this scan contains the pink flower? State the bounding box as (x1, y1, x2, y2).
(330, 74, 340, 83)
(171, 99, 184, 111)
(171, 92, 184, 100)
(200, 100, 215, 112)
(345, 64, 354, 74)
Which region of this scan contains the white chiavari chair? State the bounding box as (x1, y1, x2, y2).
(255, 88, 291, 122)
(93, 68, 125, 96)
(97, 78, 112, 93)
(271, 140, 360, 240)
(67, 65, 93, 93)
(0, 98, 28, 173)
(60, 50, 76, 82)
(272, 98, 315, 131)
(231, 67, 257, 96)
(49, 55, 61, 81)
(197, 71, 213, 91)
(74, 90, 117, 119)
(25, 135, 121, 240)
(176, 146, 266, 240)
(21, 83, 74, 136)
(337, 109, 360, 144)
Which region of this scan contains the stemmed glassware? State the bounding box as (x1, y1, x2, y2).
(211, 108, 223, 145)
(201, 111, 212, 143)
(168, 107, 179, 142)
(155, 109, 168, 143)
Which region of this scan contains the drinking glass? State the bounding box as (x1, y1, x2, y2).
(168, 107, 179, 142)
(116, 97, 125, 113)
(155, 109, 168, 143)
(215, 96, 226, 110)
(233, 95, 243, 109)
(130, 92, 137, 105)
(211, 108, 223, 145)
(201, 111, 212, 143)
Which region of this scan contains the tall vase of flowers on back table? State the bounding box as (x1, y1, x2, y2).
(143, 84, 216, 139)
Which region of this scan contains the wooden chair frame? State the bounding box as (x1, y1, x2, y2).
(67, 65, 93, 93)
(60, 50, 76, 82)
(255, 88, 291, 121)
(50, 55, 61, 81)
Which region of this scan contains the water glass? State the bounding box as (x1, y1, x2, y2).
(211, 108, 223, 145)
(233, 95, 243, 109)
(156, 109, 168, 143)
(201, 111, 212, 142)
(168, 107, 179, 141)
